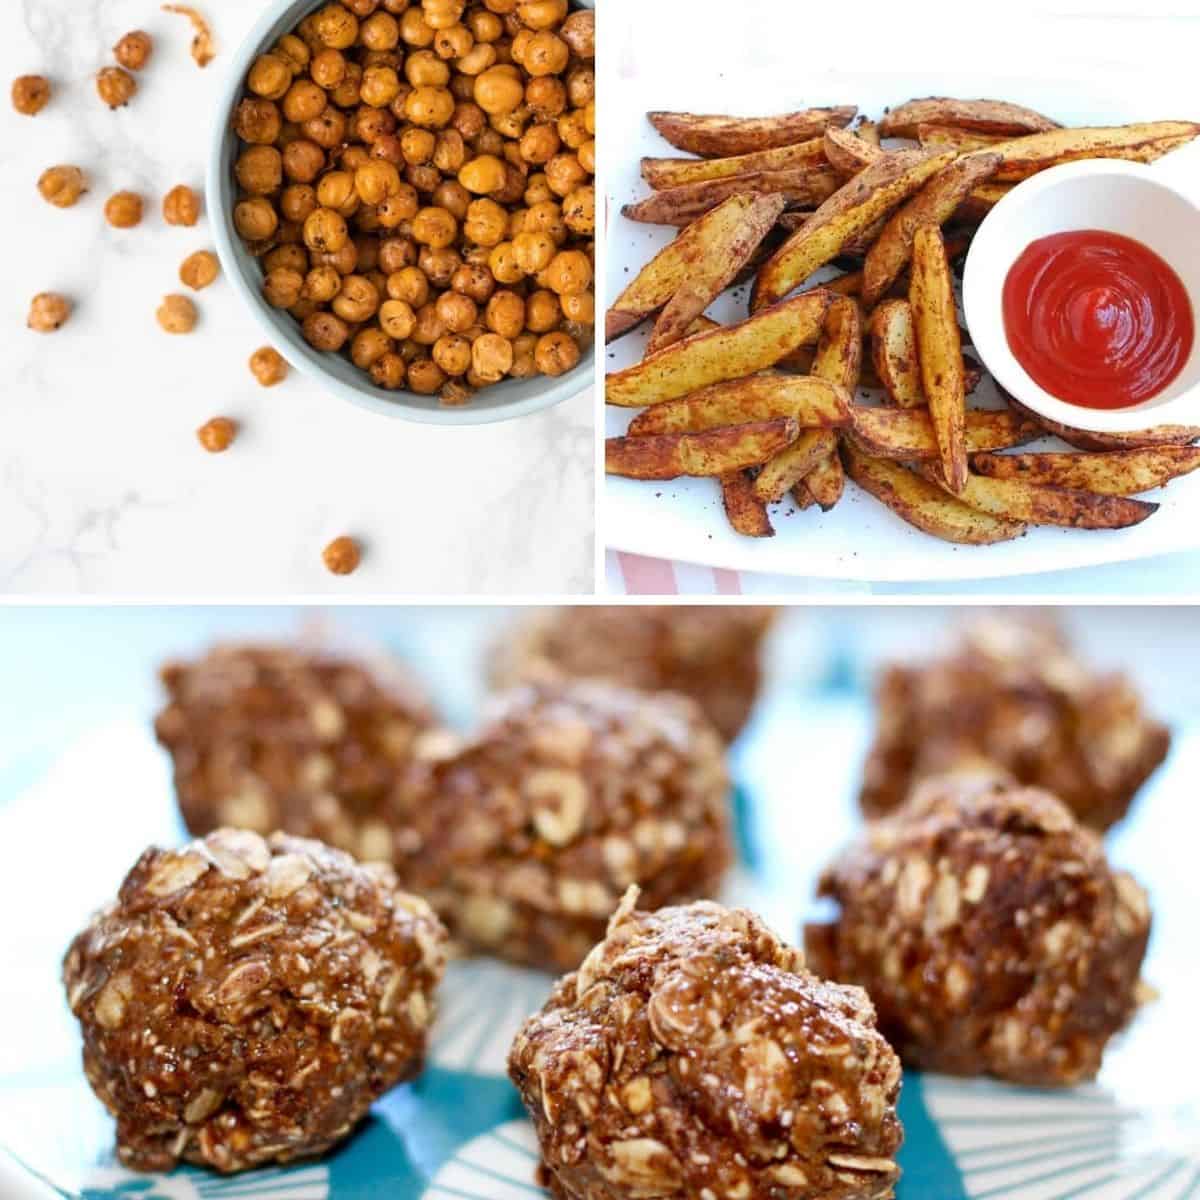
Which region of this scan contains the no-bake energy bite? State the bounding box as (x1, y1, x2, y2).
(154, 643, 436, 862)
(489, 606, 776, 743)
(807, 777, 1152, 1086)
(509, 891, 904, 1200)
(63, 828, 447, 1173)
(397, 680, 733, 972)
(859, 617, 1170, 831)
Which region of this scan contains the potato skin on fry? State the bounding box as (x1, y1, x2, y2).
(971, 447, 1200, 495)
(987, 120, 1200, 182)
(879, 97, 1060, 139)
(823, 127, 883, 176)
(606, 418, 800, 480)
(721, 471, 774, 537)
(641, 138, 826, 190)
(851, 406, 1040, 460)
(648, 106, 856, 157)
(621, 167, 839, 227)
(1003, 394, 1200, 451)
(871, 299, 925, 409)
(753, 429, 838, 504)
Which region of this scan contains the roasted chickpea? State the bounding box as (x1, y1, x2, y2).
(234, 197, 279, 241)
(370, 351, 408, 388)
(388, 266, 429, 306)
(276, 33, 311, 72)
(38, 165, 86, 208)
(310, 47, 347, 89)
(282, 79, 327, 124)
(561, 9, 594, 56)
(303, 309, 350, 351)
(197, 417, 237, 453)
(557, 107, 588, 149)
(431, 332, 471, 375)
(378, 237, 417, 273)
(512, 229, 555, 275)
(525, 76, 566, 119)
(509, 330, 538, 377)
(304, 265, 343, 302)
(566, 65, 594, 108)
(535, 329, 579, 375)
(322, 535, 361, 573)
(411, 205, 457, 247)
(355, 106, 397, 143)
(524, 198, 566, 241)
(180, 250, 220, 291)
(379, 298, 418, 338)
(485, 289, 524, 338)
(545, 151, 586, 196)
(410, 302, 447, 344)
(377, 183, 420, 226)
(104, 190, 143, 228)
(235, 98, 282, 144)
(164, 185, 201, 226)
(433, 178, 470, 218)
(27, 292, 71, 332)
(458, 152, 507, 194)
(303, 206, 350, 252)
(313, 3, 359, 49)
(304, 106, 348, 148)
(330, 274, 379, 321)
(578, 139, 595, 174)
(452, 101, 486, 140)
(488, 240, 523, 284)
(462, 197, 505, 245)
(96, 66, 137, 108)
(355, 159, 402, 204)
(263, 267, 305, 307)
(350, 326, 393, 369)
(524, 31, 568, 77)
(371, 133, 405, 164)
(457, 42, 497, 78)
(236, 145, 283, 195)
(361, 65, 402, 107)
(313, 240, 359, 274)
(524, 287, 561, 333)
(400, 7, 436, 46)
(433, 129, 467, 172)
(281, 142, 324, 186)
(362, 10, 401, 48)
(469, 10, 504, 41)
(403, 49, 448, 88)
(474, 126, 505, 157)
(471, 331, 513, 381)
(562, 184, 593, 235)
(560, 288, 593, 324)
(417, 247, 459, 287)
(517, 122, 561, 168)
(432, 290, 475, 332)
(331, 61, 364, 107)
(317, 170, 359, 216)
(474, 64, 523, 115)
(248, 54, 292, 100)
(543, 247, 590, 296)
(250, 346, 289, 386)
(524, 173, 554, 205)
(450, 262, 495, 303)
(265, 243, 309, 274)
(405, 85, 455, 126)
(114, 30, 153, 71)
(157, 294, 198, 334)
(406, 357, 446, 393)
(584, 99, 595, 136)
(12, 75, 50, 116)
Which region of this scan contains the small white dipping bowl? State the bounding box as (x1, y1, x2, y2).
(963, 154, 1200, 433)
(207, 0, 594, 426)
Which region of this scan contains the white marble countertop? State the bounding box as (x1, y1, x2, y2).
(0, 0, 594, 597)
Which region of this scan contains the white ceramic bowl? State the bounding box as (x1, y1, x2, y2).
(963, 152, 1200, 433)
(207, 0, 594, 426)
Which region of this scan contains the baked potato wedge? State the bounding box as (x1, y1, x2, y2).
(850, 406, 1041, 459)
(641, 138, 826, 190)
(607, 193, 786, 343)
(971, 446, 1200, 495)
(647, 106, 856, 157)
(879, 97, 1060, 139)
(842, 441, 1026, 544)
(800, 451, 846, 510)
(751, 149, 956, 311)
(916, 123, 1008, 152)
(856, 121, 882, 147)
(910, 225, 968, 491)
(823, 126, 883, 176)
(606, 292, 833, 408)
(721, 471, 774, 536)
(622, 167, 840, 227)
(870, 299, 924, 408)
(626, 374, 852, 434)
(1003, 394, 1200, 450)
(753, 429, 839, 503)
(988, 120, 1200, 182)
(955, 182, 1013, 223)
(861, 152, 1001, 308)
(606, 419, 800, 480)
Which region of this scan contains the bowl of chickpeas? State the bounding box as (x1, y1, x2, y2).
(208, 0, 595, 424)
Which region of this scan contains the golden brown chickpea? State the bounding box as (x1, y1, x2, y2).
(524, 198, 566, 240)
(524, 173, 554, 205)
(557, 107, 588, 149)
(311, 47, 347, 88)
(276, 33, 311, 72)
(265, 243, 309, 274)
(398, 337, 424, 364)
(400, 128, 436, 165)
(468, 9, 503, 41)
(493, 161, 527, 205)
(517, 0, 567, 27)
(355, 106, 397, 143)
(579, 139, 595, 174)
(471, 331, 513, 381)
(361, 65, 402, 107)
(27, 292, 71, 332)
(371, 351, 408, 388)
(473, 126, 506, 157)
(247, 54, 292, 100)
(97, 66, 137, 108)
(263, 267, 305, 307)
(400, 7, 436, 46)
(405, 49, 449, 87)
(234, 197, 279, 241)
(341, 144, 373, 172)
(313, 239, 360, 274)
(451, 262, 495, 302)
(304, 107, 348, 149)
(455, 42, 496, 78)
(235, 98, 282, 144)
(372, 133, 405, 164)
(488, 240, 523, 284)
(535, 329, 579, 375)
(566, 65, 594, 108)
(277, 219, 304, 246)
(362, 10, 401, 48)
(422, 0, 465, 29)
(452, 101, 486, 140)
(433, 129, 467, 172)
(432, 332, 472, 374)
(435, 23, 472, 58)
(345, 0, 383, 16)
(114, 30, 153, 70)
(545, 151, 586, 196)
(464, 197, 507, 245)
(433, 290, 476, 332)
(101, 190, 141, 228)
(561, 288, 593, 324)
(585, 99, 595, 136)
(236, 146, 283, 195)
(411, 205, 457, 247)
(313, 3, 359, 49)
(12, 75, 51, 116)
(524, 75, 565, 119)
(377, 237, 416, 273)
(406, 357, 446, 393)
(283, 141, 325, 185)
(509, 330, 538, 377)
(332, 273, 380, 321)
(562, 184, 593, 235)
(303, 206, 350, 253)
(405, 85, 455, 126)
(388, 266, 429, 306)
(303, 309, 351, 351)
(448, 73, 475, 102)
(408, 164, 441, 194)
(250, 346, 289, 386)
(458, 152, 507, 194)
(432, 178, 470, 219)
(474, 65, 523, 115)
(512, 229, 556, 275)
(510, 28, 535, 66)
(197, 417, 237, 453)
(523, 31, 568, 77)
(561, 9, 594, 57)
(38, 165, 86, 208)
(317, 171, 359, 216)
(411, 302, 448, 344)
(322, 535, 362, 574)
(331, 62, 364, 107)
(417, 246, 459, 286)
(157, 294, 198, 334)
(377, 183, 420, 225)
(302, 265, 341, 302)
(283, 79, 327, 123)
(380, 297, 418, 338)
(180, 250, 220, 291)
(355, 159, 402, 204)
(485, 289, 525, 338)
(519, 122, 560, 165)
(163, 185, 201, 227)
(439, 378, 475, 405)
(525, 287, 561, 333)
(351, 326, 394, 368)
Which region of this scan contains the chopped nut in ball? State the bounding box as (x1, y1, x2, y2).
(97, 66, 137, 108)
(396, 679, 733, 972)
(859, 616, 1170, 831)
(197, 417, 237, 453)
(114, 31, 153, 71)
(249, 345, 288, 386)
(510, 891, 903, 1200)
(38, 165, 87, 208)
(489, 606, 776, 743)
(104, 191, 144, 228)
(12, 74, 51, 115)
(323, 536, 362, 576)
(63, 828, 447, 1174)
(154, 642, 437, 860)
(180, 250, 220, 290)
(164, 184, 201, 227)
(807, 776, 1152, 1086)
(27, 292, 72, 333)
(157, 294, 197, 334)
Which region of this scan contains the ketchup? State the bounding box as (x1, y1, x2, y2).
(1002, 229, 1193, 410)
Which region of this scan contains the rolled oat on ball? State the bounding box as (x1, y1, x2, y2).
(397, 680, 733, 973)
(807, 777, 1152, 1086)
(63, 829, 447, 1174)
(154, 643, 437, 862)
(509, 891, 904, 1200)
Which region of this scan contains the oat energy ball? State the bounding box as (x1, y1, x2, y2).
(860, 617, 1170, 830)
(807, 778, 1152, 1086)
(399, 681, 733, 972)
(489, 606, 776, 743)
(63, 829, 448, 1173)
(154, 643, 436, 862)
(510, 892, 904, 1200)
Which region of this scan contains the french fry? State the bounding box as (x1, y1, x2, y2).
(621, 167, 840, 227)
(1003, 394, 1200, 450)
(606, 419, 800, 480)
(640, 138, 826, 190)
(812, 295, 864, 389)
(842, 442, 1027, 544)
(971, 447, 1200, 495)
(823, 126, 883, 175)
(861, 153, 1001, 308)
(987, 120, 1200, 182)
(626, 374, 852, 434)
(751, 149, 956, 311)
(916, 123, 1008, 152)
(721, 471, 774, 536)
(801, 452, 846, 510)
(607, 193, 787, 343)
(955, 181, 1014, 223)
(879, 97, 1060, 139)
(910, 226, 967, 491)
(870, 300, 925, 408)
(792, 481, 817, 510)
(753, 429, 839, 503)
(647, 106, 856, 157)
(606, 292, 833, 408)
(645, 195, 787, 354)
(850, 406, 1041, 459)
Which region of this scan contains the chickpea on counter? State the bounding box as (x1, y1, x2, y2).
(232, 0, 596, 405)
